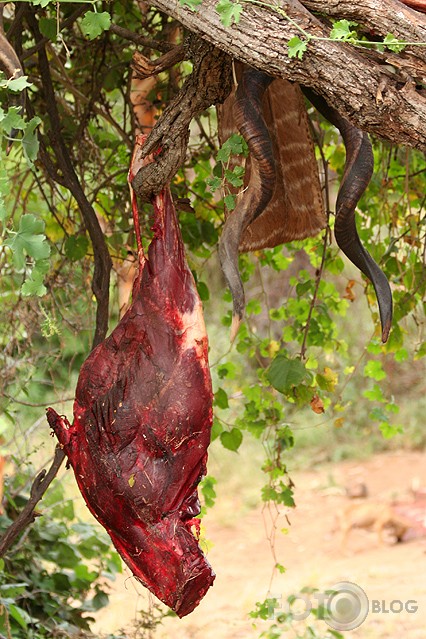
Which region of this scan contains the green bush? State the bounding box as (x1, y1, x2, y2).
(0, 463, 122, 638)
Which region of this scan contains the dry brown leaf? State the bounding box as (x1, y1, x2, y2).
(343, 279, 356, 302)
(310, 395, 325, 414)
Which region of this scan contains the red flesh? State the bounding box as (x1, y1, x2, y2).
(47, 143, 214, 617)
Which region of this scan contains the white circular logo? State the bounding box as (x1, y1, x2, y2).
(325, 581, 369, 630)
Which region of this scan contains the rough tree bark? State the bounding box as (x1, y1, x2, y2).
(146, 0, 426, 151)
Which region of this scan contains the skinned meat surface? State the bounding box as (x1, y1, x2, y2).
(47, 181, 215, 617)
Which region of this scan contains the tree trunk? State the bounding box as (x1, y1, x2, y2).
(148, 0, 426, 151)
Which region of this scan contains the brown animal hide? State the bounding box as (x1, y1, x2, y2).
(217, 67, 326, 252)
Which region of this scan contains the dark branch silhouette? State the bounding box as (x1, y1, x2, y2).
(0, 447, 66, 558)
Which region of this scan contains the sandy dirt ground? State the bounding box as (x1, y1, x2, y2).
(93, 450, 426, 638)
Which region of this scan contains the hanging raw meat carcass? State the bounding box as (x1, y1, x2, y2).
(47, 135, 215, 617)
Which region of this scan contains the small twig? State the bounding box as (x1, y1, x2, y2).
(2, 393, 74, 407)
(109, 24, 177, 53)
(299, 119, 331, 361)
(0, 446, 66, 557)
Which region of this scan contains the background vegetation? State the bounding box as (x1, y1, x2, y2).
(0, 1, 424, 637)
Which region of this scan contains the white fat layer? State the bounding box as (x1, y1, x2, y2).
(180, 300, 208, 357)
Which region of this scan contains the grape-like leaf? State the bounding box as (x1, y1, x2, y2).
(224, 168, 244, 188)
(330, 19, 358, 42)
(216, 134, 247, 162)
(267, 354, 311, 392)
(0, 107, 25, 133)
(287, 36, 308, 60)
(5, 76, 32, 92)
(224, 194, 236, 210)
(5, 213, 50, 269)
(21, 270, 47, 297)
(81, 11, 111, 40)
(384, 33, 406, 53)
(216, 0, 243, 27)
(363, 360, 386, 381)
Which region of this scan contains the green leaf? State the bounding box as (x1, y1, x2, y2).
(330, 19, 358, 42)
(246, 299, 262, 315)
(31, 0, 51, 7)
(384, 33, 407, 53)
(64, 235, 89, 261)
(394, 347, 408, 362)
(206, 175, 222, 192)
(220, 427, 243, 451)
(8, 604, 31, 629)
(262, 482, 295, 507)
(379, 422, 403, 439)
(39, 17, 58, 41)
(90, 591, 109, 611)
(21, 270, 47, 297)
(210, 417, 223, 441)
(5, 213, 50, 269)
(363, 360, 386, 381)
(81, 11, 111, 40)
(179, 0, 203, 10)
(224, 194, 236, 210)
(215, 0, 243, 27)
(201, 476, 217, 508)
(22, 117, 41, 166)
(287, 36, 307, 60)
(369, 407, 388, 422)
(0, 107, 25, 134)
(363, 384, 386, 402)
(224, 167, 244, 188)
(216, 133, 247, 161)
(214, 387, 229, 409)
(217, 361, 236, 379)
(267, 354, 311, 393)
(4, 75, 32, 92)
(414, 342, 426, 360)
(196, 280, 210, 301)
(0, 583, 27, 598)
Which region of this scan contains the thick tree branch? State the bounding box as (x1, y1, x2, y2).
(132, 37, 232, 199)
(147, 0, 426, 151)
(0, 447, 66, 558)
(304, 0, 426, 52)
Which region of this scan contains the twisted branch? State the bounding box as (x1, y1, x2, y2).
(0, 447, 66, 558)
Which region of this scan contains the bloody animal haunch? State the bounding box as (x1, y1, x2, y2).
(47, 179, 214, 617)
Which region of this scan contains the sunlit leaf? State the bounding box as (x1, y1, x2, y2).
(363, 360, 386, 381)
(220, 427, 243, 451)
(287, 36, 307, 59)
